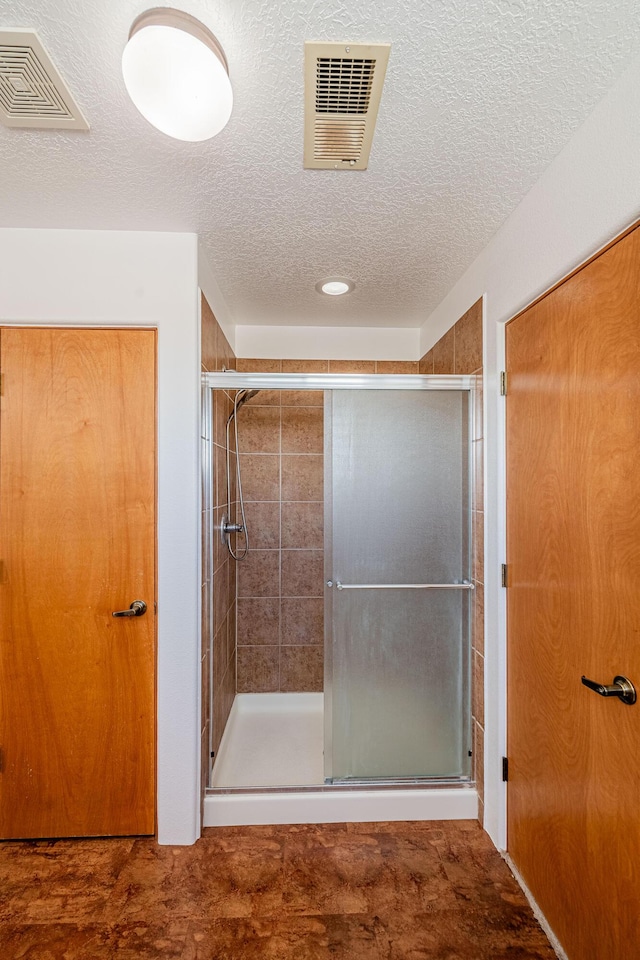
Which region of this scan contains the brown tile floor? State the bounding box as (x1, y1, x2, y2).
(0, 820, 556, 959)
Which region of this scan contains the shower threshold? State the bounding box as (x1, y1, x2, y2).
(204, 693, 477, 827)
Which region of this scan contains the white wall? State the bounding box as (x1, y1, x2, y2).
(0, 229, 201, 845)
(418, 52, 640, 850)
(234, 324, 420, 361)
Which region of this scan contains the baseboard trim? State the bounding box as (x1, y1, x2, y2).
(503, 854, 569, 960)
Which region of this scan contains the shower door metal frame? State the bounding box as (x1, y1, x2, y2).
(324, 384, 474, 785)
(202, 372, 475, 792)
(203, 373, 474, 392)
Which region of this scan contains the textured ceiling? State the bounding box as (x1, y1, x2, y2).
(1, 0, 639, 327)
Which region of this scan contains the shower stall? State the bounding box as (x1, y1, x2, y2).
(202, 371, 476, 824)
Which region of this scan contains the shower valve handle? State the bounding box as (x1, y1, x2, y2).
(223, 521, 244, 534)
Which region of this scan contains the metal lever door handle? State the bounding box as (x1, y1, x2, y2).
(581, 675, 637, 705)
(112, 600, 147, 618)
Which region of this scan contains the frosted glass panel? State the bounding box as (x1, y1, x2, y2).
(325, 389, 471, 780)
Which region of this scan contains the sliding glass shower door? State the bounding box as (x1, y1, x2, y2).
(325, 389, 471, 781)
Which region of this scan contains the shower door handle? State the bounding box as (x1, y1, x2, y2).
(333, 581, 474, 591)
(581, 675, 636, 705)
(112, 600, 147, 618)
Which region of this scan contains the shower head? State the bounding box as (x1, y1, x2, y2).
(228, 388, 261, 421)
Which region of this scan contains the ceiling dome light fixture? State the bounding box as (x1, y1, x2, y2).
(122, 8, 232, 142)
(315, 277, 355, 296)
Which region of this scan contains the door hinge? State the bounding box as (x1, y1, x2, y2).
(0, 747, 4, 773)
(0, 373, 4, 396)
(500, 370, 507, 396)
(502, 756, 509, 782)
(501, 563, 508, 588)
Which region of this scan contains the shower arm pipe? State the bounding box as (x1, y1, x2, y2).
(331, 581, 475, 591)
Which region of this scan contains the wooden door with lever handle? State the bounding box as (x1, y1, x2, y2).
(0, 327, 156, 838)
(505, 224, 640, 959)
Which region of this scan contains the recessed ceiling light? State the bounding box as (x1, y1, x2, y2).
(122, 8, 232, 142)
(315, 277, 355, 296)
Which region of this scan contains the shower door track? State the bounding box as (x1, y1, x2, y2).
(207, 779, 473, 796)
(203, 372, 474, 391)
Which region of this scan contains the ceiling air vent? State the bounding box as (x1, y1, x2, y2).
(304, 41, 390, 171)
(0, 28, 89, 130)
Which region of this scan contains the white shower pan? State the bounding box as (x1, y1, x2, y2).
(204, 694, 477, 827)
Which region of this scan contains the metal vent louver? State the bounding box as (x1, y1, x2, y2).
(304, 42, 390, 170)
(0, 28, 88, 130)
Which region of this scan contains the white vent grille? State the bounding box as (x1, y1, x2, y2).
(0, 29, 89, 130)
(314, 118, 366, 162)
(315, 58, 374, 114)
(304, 42, 390, 170)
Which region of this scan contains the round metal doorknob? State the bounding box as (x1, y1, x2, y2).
(112, 600, 147, 618)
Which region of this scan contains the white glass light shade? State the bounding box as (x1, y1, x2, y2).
(315, 277, 355, 296)
(122, 8, 232, 142)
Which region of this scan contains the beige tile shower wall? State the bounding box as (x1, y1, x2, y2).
(234, 359, 324, 692)
(201, 295, 236, 788)
(419, 299, 484, 825)
(233, 359, 419, 694)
